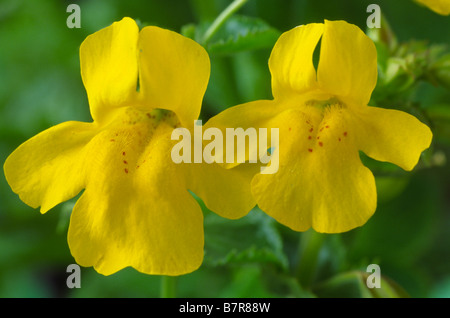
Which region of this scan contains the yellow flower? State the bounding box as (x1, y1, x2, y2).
(206, 20, 432, 233)
(415, 0, 450, 15)
(3, 18, 255, 275)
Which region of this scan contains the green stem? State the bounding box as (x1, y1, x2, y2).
(160, 275, 177, 298)
(296, 230, 326, 289)
(201, 0, 249, 45)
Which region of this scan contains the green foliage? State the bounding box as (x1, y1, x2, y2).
(203, 208, 288, 271)
(189, 15, 281, 55)
(313, 271, 409, 298)
(0, 0, 449, 298)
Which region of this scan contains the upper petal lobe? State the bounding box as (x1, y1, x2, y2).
(80, 17, 140, 124)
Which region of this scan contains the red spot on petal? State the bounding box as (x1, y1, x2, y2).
(309, 128, 313, 132)
(124, 168, 128, 174)
(319, 142, 323, 147)
(288, 127, 291, 131)
(344, 132, 347, 137)
(110, 139, 115, 142)
(123, 160, 128, 164)
(326, 125, 329, 128)
(317, 136, 320, 140)
(320, 127, 324, 132)
(308, 136, 312, 140)
(122, 152, 126, 156)
(115, 133, 118, 136)
(339, 138, 341, 142)
(308, 148, 313, 152)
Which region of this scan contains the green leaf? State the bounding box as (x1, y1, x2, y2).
(218, 265, 277, 298)
(313, 271, 409, 298)
(314, 271, 372, 298)
(313, 234, 349, 283)
(218, 265, 316, 298)
(203, 207, 289, 271)
(347, 172, 440, 267)
(206, 15, 281, 55)
(182, 15, 281, 55)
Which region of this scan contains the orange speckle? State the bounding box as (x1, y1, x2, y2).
(320, 127, 324, 132)
(288, 127, 291, 131)
(122, 152, 126, 156)
(308, 136, 312, 140)
(317, 136, 320, 140)
(325, 125, 329, 128)
(309, 128, 313, 132)
(308, 148, 313, 152)
(124, 168, 128, 174)
(344, 132, 347, 137)
(123, 160, 128, 164)
(319, 142, 323, 147)
(339, 138, 341, 142)
(136, 165, 140, 169)
(115, 133, 118, 136)
(110, 139, 115, 142)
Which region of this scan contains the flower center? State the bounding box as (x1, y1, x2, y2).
(305, 97, 345, 110)
(105, 107, 181, 175)
(299, 98, 349, 153)
(119, 107, 181, 128)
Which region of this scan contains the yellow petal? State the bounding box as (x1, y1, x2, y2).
(204, 99, 285, 167)
(186, 162, 257, 220)
(317, 20, 377, 106)
(269, 24, 324, 99)
(138, 26, 210, 127)
(205, 100, 285, 133)
(3, 121, 97, 213)
(68, 108, 203, 275)
(80, 17, 139, 124)
(351, 106, 433, 171)
(415, 0, 450, 15)
(251, 108, 377, 233)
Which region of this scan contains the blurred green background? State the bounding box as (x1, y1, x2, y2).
(0, 0, 449, 298)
